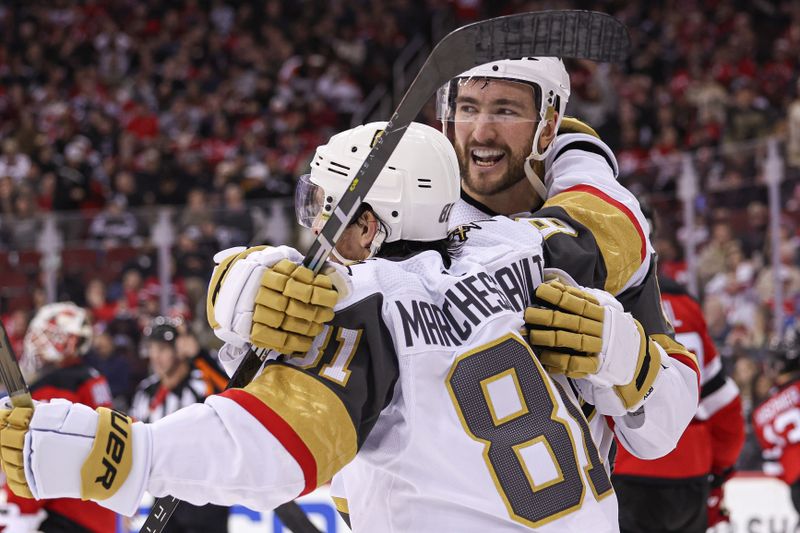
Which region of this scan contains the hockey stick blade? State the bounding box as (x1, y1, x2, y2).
(144, 10, 629, 533)
(0, 321, 33, 408)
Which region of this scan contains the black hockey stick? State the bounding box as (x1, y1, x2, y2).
(0, 321, 33, 409)
(143, 9, 630, 533)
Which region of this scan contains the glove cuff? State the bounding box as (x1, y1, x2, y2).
(25, 403, 152, 517)
(100, 421, 152, 516)
(612, 330, 661, 412)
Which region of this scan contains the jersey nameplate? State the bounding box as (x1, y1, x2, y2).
(394, 256, 542, 348)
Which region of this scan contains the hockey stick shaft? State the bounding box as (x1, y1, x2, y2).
(0, 321, 33, 408)
(144, 10, 629, 533)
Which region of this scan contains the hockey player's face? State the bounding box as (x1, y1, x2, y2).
(453, 80, 537, 196)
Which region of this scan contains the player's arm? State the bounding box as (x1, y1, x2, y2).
(535, 121, 649, 297)
(535, 120, 672, 335)
(78, 372, 114, 408)
(0, 275, 397, 516)
(612, 332, 700, 459)
(686, 304, 745, 476)
(702, 362, 744, 528)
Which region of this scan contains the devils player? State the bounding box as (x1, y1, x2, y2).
(612, 203, 745, 532)
(0, 303, 116, 533)
(752, 326, 800, 514)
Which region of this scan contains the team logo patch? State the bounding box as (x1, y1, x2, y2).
(449, 222, 480, 242)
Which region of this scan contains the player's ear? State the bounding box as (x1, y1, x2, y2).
(538, 111, 559, 152)
(357, 210, 379, 248)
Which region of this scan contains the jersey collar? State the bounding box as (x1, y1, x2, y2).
(460, 189, 501, 217)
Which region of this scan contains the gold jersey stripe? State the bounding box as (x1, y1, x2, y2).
(244, 364, 358, 487)
(543, 189, 644, 295)
(332, 496, 350, 514)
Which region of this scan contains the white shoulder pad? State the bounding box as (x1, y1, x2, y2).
(545, 133, 619, 179)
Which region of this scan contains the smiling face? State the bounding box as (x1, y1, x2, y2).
(453, 79, 539, 198)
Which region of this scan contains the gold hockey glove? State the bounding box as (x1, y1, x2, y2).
(525, 279, 661, 412)
(0, 405, 34, 498)
(208, 246, 342, 355)
(252, 259, 339, 354)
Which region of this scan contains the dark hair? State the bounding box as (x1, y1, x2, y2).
(353, 204, 457, 268)
(377, 238, 454, 268)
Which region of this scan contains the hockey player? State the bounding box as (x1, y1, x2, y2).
(610, 204, 745, 532)
(130, 317, 229, 533)
(612, 275, 745, 532)
(0, 303, 116, 533)
(437, 56, 700, 478)
(752, 326, 800, 515)
(0, 123, 693, 532)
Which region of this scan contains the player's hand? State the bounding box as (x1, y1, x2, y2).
(706, 485, 730, 526)
(707, 468, 733, 527)
(0, 398, 147, 516)
(0, 402, 35, 498)
(525, 279, 661, 413)
(252, 258, 340, 354)
(208, 245, 345, 355)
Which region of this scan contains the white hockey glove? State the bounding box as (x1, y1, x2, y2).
(0, 398, 150, 517)
(525, 279, 661, 415)
(207, 245, 347, 355)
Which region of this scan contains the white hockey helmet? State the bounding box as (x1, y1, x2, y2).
(295, 121, 460, 257)
(22, 302, 93, 377)
(436, 57, 571, 161)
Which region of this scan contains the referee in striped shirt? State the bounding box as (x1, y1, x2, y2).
(131, 317, 230, 533)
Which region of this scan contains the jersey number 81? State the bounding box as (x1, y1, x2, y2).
(447, 334, 613, 528)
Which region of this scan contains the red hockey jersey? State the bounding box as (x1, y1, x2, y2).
(752, 379, 800, 484)
(613, 277, 744, 479)
(3, 361, 117, 533)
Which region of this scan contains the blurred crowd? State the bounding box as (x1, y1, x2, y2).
(1, 0, 800, 468)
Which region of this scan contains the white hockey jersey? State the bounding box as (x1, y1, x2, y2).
(134, 216, 619, 532)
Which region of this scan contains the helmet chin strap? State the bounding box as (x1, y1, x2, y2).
(330, 224, 388, 266)
(524, 157, 548, 201)
(524, 112, 556, 202)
